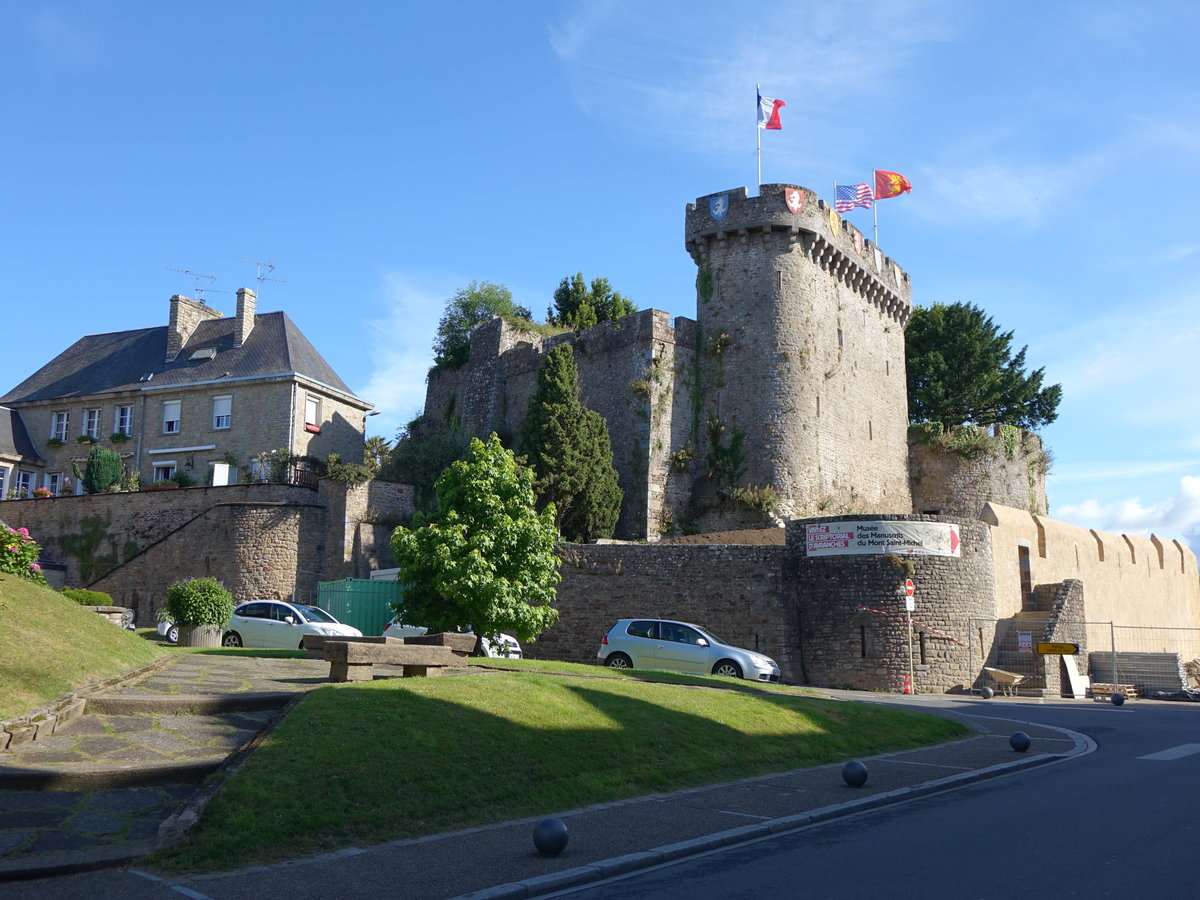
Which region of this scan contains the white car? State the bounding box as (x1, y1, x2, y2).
(157, 618, 180, 644)
(598, 618, 780, 682)
(381, 617, 522, 659)
(221, 600, 362, 649)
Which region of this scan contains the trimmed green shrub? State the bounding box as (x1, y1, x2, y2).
(82, 445, 124, 494)
(165, 577, 235, 627)
(61, 587, 115, 606)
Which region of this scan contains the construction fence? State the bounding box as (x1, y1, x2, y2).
(967, 618, 1200, 700)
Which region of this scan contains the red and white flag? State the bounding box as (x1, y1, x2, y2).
(758, 91, 785, 130)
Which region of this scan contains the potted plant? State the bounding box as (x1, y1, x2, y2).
(165, 577, 235, 647)
(32, 486, 53, 499)
(46, 437, 65, 447)
(110, 432, 130, 443)
(76, 434, 96, 445)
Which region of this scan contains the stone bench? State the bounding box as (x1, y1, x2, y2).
(301, 634, 397, 660)
(320, 632, 478, 682)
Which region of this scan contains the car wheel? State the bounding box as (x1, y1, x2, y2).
(166, 625, 179, 645)
(222, 631, 243, 648)
(712, 660, 743, 679)
(606, 653, 633, 669)
(299, 640, 307, 650)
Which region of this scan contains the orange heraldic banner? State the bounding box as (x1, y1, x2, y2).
(874, 170, 912, 200)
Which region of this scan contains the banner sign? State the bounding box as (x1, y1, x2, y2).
(805, 520, 961, 558)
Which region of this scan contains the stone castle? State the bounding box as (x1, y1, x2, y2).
(425, 184, 1045, 538)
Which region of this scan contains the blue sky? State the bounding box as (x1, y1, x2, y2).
(4, 1, 1199, 548)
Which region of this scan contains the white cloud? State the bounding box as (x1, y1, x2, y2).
(1055, 475, 1200, 551)
(22, 9, 108, 66)
(356, 272, 450, 442)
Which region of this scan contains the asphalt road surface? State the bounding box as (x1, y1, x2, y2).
(556, 698, 1200, 900)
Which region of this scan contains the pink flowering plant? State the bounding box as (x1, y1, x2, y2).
(1, 525, 49, 584)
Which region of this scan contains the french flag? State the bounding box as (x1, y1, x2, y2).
(758, 91, 785, 130)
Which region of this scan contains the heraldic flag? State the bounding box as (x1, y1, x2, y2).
(874, 170, 912, 200)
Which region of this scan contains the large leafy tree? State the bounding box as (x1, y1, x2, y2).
(547, 272, 635, 330)
(390, 433, 560, 642)
(520, 344, 623, 542)
(905, 301, 1062, 430)
(433, 281, 532, 369)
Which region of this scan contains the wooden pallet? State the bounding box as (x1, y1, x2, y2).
(1089, 683, 1137, 700)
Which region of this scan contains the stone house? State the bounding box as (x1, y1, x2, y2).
(0, 289, 372, 497)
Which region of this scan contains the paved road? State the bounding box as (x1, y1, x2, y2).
(558, 697, 1200, 899)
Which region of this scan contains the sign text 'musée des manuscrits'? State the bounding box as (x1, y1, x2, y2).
(805, 520, 961, 558)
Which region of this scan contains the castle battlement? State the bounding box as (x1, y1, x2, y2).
(685, 185, 911, 323)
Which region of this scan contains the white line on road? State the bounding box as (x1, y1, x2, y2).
(1138, 743, 1200, 761)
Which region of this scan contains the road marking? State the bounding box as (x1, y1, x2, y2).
(1138, 743, 1200, 761)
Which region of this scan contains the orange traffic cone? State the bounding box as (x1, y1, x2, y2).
(902, 674, 912, 694)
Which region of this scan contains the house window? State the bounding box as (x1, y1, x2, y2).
(153, 462, 177, 483)
(163, 400, 181, 434)
(212, 395, 232, 430)
(46, 473, 63, 495)
(17, 471, 34, 499)
(114, 405, 133, 435)
(82, 407, 101, 439)
(305, 395, 320, 427)
(51, 411, 69, 442)
(0, 466, 7, 499)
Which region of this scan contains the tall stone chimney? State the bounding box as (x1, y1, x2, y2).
(234, 287, 257, 347)
(167, 295, 222, 361)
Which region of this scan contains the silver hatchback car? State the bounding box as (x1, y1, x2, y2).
(598, 618, 780, 682)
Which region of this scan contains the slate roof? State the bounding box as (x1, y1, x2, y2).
(0, 312, 362, 405)
(0, 406, 42, 460)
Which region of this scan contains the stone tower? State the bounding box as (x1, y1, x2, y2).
(684, 185, 913, 522)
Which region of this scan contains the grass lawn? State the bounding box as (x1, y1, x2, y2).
(0, 576, 165, 721)
(153, 667, 968, 873)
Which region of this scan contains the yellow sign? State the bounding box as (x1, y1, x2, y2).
(1036, 642, 1079, 655)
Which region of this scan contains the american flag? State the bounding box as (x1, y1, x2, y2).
(835, 183, 873, 213)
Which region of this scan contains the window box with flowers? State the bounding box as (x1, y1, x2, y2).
(46, 437, 65, 447)
(32, 487, 54, 499)
(109, 432, 130, 443)
(76, 435, 96, 445)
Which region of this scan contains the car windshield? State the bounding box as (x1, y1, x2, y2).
(297, 605, 337, 624)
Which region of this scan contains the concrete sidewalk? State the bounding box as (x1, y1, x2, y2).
(0, 656, 1092, 899)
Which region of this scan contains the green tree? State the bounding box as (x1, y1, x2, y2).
(379, 414, 471, 514)
(363, 436, 391, 474)
(433, 281, 532, 369)
(519, 344, 623, 542)
(81, 445, 123, 494)
(390, 433, 560, 642)
(547, 272, 636, 330)
(905, 301, 1062, 430)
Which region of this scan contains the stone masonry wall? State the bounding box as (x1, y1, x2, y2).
(909, 426, 1049, 520)
(532, 543, 795, 677)
(788, 515, 994, 693)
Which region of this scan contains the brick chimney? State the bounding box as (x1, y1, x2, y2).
(167, 295, 222, 361)
(234, 287, 257, 347)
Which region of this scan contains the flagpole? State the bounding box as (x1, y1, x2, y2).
(756, 84, 762, 188)
(872, 171, 879, 245)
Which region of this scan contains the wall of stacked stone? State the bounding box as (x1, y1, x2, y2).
(318, 478, 411, 579)
(3, 483, 310, 585)
(87, 499, 326, 624)
(425, 310, 697, 539)
(531, 543, 796, 678)
(909, 426, 1048, 519)
(785, 515, 995, 694)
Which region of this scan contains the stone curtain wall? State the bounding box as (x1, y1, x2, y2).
(533, 543, 795, 677)
(425, 311, 696, 540)
(2, 480, 413, 624)
(88, 500, 325, 624)
(787, 515, 995, 693)
(909, 426, 1049, 520)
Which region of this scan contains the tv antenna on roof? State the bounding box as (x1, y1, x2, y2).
(166, 267, 228, 303)
(237, 257, 287, 294)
